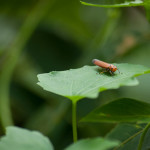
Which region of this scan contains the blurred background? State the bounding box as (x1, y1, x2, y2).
(0, 0, 150, 149)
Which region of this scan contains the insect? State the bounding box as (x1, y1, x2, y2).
(92, 59, 120, 75)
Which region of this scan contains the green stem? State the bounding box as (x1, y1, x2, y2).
(72, 101, 77, 142)
(0, 0, 55, 129)
(137, 123, 150, 150)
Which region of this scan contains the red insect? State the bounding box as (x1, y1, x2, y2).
(92, 59, 120, 75)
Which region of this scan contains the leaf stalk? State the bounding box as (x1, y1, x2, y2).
(72, 101, 78, 142)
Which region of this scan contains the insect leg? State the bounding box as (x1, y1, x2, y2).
(100, 68, 107, 74)
(109, 70, 114, 75)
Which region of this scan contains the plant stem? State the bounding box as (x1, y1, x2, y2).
(137, 123, 150, 150)
(0, 0, 55, 129)
(72, 101, 77, 142)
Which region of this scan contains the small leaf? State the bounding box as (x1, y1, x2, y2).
(37, 64, 150, 102)
(80, 0, 144, 8)
(0, 127, 54, 150)
(81, 98, 150, 123)
(65, 137, 120, 150)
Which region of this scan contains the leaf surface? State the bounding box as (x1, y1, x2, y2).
(37, 64, 150, 101)
(65, 137, 119, 150)
(0, 127, 54, 150)
(81, 98, 150, 123)
(106, 123, 146, 150)
(80, 0, 144, 7)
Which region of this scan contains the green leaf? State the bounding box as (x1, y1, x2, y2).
(106, 123, 150, 150)
(65, 137, 120, 150)
(106, 123, 143, 140)
(106, 123, 144, 150)
(0, 126, 54, 150)
(81, 98, 150, 123)
(105, 123, 150, 150)
(37, 64, 150, 102)
(144, 0, 150, 21)
(80, 0, 144, 8)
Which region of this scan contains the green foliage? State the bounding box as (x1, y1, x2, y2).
(106, 124, 143, 150)
(106, 123, 143, 140)
(80, 0, 144, 7)
(144, 0, 150, 21)
(1, 0, 150, 149)
(0, 127, 120, 150)
(65, 137, 120, 150)
(81, 98, 150, 123)
(81, 0, 150, 21)
(0, 127, 54, 150)
(106, 123, 150, 150)
(37, 64, 150, 102)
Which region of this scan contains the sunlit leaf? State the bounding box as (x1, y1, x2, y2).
(65, 137, 120, 150)
(0, 127, 54, 150)
(81, 98, 150, 123)
(37, 64, 150, 102)
(80, 0, 144, 8)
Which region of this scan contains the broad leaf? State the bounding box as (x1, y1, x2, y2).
(106, 123, 144, 141)
(0, 126, 54, 150)
(37, 64, 150, 102)
(65, 137, 120, 150)
(106, 123, 150, 150)
(80, 0, 144, 8)
(81, 98, 150, 123)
